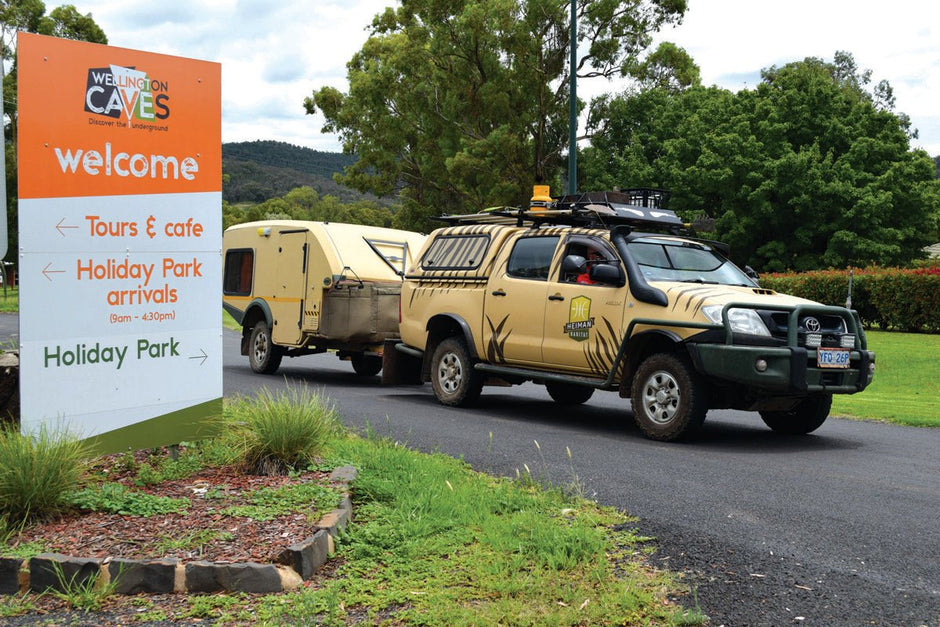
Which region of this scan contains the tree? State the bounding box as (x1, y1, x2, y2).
(583, 52, 940, 271)
(305, 0, 686, 231)
(1, 1, 107, 260)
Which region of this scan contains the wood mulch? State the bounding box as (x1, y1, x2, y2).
(6, 447, 337, 565)
(1, 448, 345, 625)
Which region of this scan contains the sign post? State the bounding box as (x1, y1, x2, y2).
(17, 33, 222, 454)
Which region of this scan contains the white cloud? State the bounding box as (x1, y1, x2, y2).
(71, 0, 940, 156)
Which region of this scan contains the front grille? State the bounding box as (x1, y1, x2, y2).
(763, 312, 849, 348)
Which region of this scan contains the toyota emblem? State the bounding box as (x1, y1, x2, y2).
(804, 317, 821, 332)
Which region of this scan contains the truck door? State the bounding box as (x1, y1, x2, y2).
(542, 237, 626, 376)
(483, 234, 560, 366)
(271, 229, 309, 346)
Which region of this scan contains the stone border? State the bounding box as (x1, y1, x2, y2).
(0, 465, 356, 595)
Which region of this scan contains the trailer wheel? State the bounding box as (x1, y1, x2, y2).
(631, 353, 707, 441)
(759, 395, 831, 435)
(430, 337, 483, 407)
(545, 381, 594, 405)
(351, 353, 382, 377)
(248, 320, 283, 374)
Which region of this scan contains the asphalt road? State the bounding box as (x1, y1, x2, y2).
(5, 314, 938, 626)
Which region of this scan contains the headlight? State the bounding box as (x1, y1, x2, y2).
(702, 305, 771, 336)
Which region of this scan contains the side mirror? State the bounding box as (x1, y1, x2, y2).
(744, 265, 760, 284)
(590, 263, 626, 287)
(562, 254, 587, 274)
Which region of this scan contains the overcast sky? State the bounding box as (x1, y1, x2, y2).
(68, 0, 940, 157)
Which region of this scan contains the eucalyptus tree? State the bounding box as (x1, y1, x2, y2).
(305, 0, 686, 231)
(583, 52, 939, 271)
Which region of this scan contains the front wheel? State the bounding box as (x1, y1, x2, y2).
(760, 395, 832, 435)
(545, 381, 594, 405)
(631, 353, 707, 441)
(248, 320, 283, 374)
(430, 337, 483, 407)
(350, 353, 382, 377)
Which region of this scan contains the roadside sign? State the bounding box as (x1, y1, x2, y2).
(17, 33, 222, 454)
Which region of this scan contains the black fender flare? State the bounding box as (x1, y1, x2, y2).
(617, 329, 685, 397)
(239, 299, 275, 355)
(425, 314, 477, 358)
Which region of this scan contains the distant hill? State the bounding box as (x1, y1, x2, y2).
(222, 140, 394, 206)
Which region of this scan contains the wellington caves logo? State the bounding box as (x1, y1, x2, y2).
(84, 65, 170, 129)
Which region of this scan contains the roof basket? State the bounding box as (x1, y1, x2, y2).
(555, 188, 670, 210)
(435, 189, 686, 233)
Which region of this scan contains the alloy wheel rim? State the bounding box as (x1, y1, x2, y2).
(642, 370, 680, 425)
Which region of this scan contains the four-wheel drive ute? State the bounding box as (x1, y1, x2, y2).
(223, 220, 426, 376)
(386, 188, 875, 441)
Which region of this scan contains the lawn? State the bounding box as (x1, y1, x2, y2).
(0, 287, 17, 314)
(830, 330, 939, 427)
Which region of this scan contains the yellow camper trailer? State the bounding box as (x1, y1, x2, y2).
(222, 220, 426, 375)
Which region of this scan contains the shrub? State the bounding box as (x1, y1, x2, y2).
(761, 266, 940, 332)
(223, 384, 341, 475)
(0, 425, 88, 523)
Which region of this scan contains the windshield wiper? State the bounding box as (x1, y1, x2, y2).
(681, 278, 719, 284)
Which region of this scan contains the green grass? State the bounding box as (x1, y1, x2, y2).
(0, 425, 88, 523)
(831, 330, 940, 427)
(243, 432, 704, 626)
(0, 287, 17, 314)
(222, 308, 240, 331)
(224, 385, 342, 475)
(0, 397, 707, 624)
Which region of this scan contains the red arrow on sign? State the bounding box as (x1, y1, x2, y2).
(42, 263, 65, 281)
(56, 218, 78, 237)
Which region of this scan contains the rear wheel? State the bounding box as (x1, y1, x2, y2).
(351, 353, 382, 377)
(545, 381, 594, 405)
(430, 337, 483, 407)
(760, 395, 832, 435)
(248, 320, 283, 374)
(631, 353, 707, 441)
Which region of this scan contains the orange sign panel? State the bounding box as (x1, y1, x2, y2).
(17, 33, 221, 199)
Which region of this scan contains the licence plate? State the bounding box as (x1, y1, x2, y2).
(817, 347, 850, 369)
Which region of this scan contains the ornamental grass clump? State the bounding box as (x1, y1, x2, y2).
(0, 425, 88, 524)
(224, 384, 341, 475)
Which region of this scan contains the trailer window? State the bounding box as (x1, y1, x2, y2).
(223, 249, 254, 295)
(421, 234, 490, 270)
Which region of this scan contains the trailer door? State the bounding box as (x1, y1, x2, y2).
(271, 229, 309, 346)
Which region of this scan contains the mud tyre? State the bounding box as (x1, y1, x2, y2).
(759, 395, 832, 435)
(545, 381, 594, 405)
(351, 353, 383, 377)
(248, 320, 283, 374)
(631, 353, 707, 441)
(430, 337, 483, 407)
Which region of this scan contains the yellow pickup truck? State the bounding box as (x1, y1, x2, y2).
(385, 187, 875, 441)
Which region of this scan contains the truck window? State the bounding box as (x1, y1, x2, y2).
(506, 236, 559, 280)
(421, 234, 490, 270)
(223, 249, 253, 295)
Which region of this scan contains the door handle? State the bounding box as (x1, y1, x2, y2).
(548, 294, 564, 301)
(491, 289, 506, 296)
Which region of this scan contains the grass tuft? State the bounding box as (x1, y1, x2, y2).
(0, 425, 88, 524)
(223, 383, 341, 475)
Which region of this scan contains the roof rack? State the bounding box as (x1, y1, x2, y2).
(435, 188, 687, 233)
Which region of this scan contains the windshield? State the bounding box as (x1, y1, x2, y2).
(627, 238, 756, 286)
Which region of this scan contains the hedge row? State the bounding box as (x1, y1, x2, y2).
(760, 266, 940, 333)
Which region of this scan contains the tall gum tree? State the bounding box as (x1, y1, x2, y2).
(305, 0, 686, 231)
